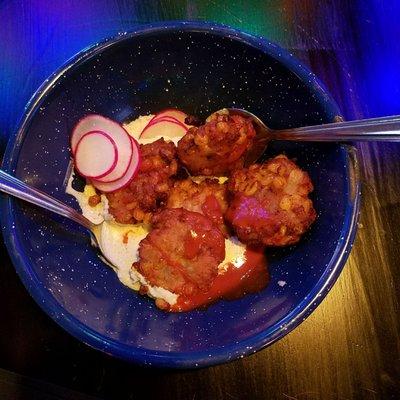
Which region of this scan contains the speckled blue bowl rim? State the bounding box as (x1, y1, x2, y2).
(0, 21, 360, 369)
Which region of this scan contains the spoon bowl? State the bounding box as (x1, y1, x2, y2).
(227, 108, 400, 165)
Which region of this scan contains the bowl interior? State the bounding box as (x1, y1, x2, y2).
(2, 26, 355, 367)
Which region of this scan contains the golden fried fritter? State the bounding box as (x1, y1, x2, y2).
(226, 155, 316, 246)
(133, 208, 225, 298)
(177, 111, 255, 176)
(105, 139, 178, 224)
(167, 178, 228, 234)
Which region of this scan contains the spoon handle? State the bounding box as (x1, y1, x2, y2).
(275, 115, 400, 142)
(0, 169, 93, 231)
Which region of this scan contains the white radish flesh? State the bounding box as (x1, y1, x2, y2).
(149, 116, 184, 126)
(91, 137, 141, 193)
(140, 118, 187, 140)
(74, 131, 118, 179)
(151, 109, 188, 126)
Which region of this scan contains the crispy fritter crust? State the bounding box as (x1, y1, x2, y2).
(134, 208, 225, 296)
(167, 178, 228, 234)
(226, 155, 316, 246)
(177, 111, 255, 176)
(106, 139, 178, 224)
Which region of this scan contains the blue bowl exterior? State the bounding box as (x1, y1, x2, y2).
(0, 21, 360, 368)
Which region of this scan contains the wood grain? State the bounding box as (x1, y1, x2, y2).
(0, 1, 399, 399)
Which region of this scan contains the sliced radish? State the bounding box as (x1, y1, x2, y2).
(74, 131, 118, 179)
(148, 115, 185, 127)
(91, 137, 141, 193)
(140, 118, 188, 140)
(150, 108, 188, 126)
(140, 116, 188, 137)
(71, 114, 133, 183)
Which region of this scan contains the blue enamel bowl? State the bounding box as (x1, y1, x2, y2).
(0, 22, 360, 368)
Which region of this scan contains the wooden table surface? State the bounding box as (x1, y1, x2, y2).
(0, 1, 399, 399)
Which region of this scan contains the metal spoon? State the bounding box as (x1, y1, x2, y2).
(227, 109, 400, 165)
(0, 169, 103, 251)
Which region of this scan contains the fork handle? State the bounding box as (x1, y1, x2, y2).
(274, 115, 400, 141)
(0, 169, 93, 230)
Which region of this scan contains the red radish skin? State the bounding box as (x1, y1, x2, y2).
(71, 114, 133, 183)
(74, 131, 118, 179)
(148, 116, 186, 127)
(149, 108, 188, 126)
(140, 118, 188, 140)
(91, 137, 141, 193)
(140, 115, 188, 136)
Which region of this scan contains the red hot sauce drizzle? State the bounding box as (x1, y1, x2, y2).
(171, 246, 269, 312)
(201, 194, 225, 232)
